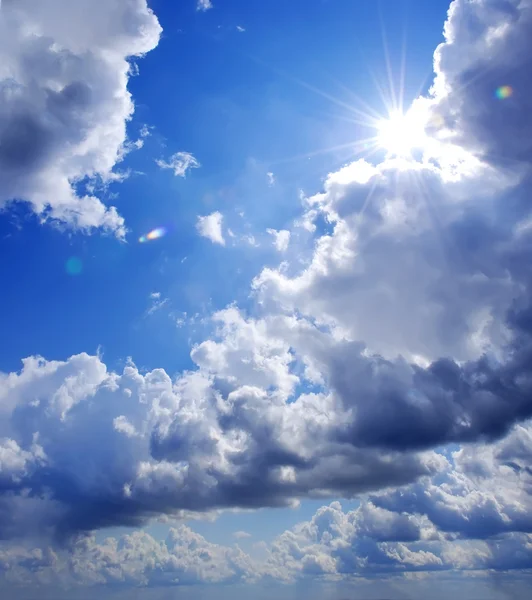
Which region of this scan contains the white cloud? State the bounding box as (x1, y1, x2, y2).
(196, 211, 225, 246)
(242, 234, 259, 247)
(233, 531, 252, 539)
(156, 152, 200, 178)
(0, 526, 258, 588)
(197, 0, 213, 12)
(3, 0, 532, 587)
(267, 229, 290, 252)
(0, 348, 446, 540)
(236, 25, 246, 33)
(0, 0, 162, 236)
(146, 292, 169, 316)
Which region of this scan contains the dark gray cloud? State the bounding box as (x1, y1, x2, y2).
(0, 350, 444, 541)
(371, 423, 532, 540)
(431, 0, 532, 167)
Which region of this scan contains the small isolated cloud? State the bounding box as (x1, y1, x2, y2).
(197, 0, 213, 11)
(242, 234, 259, 247)
(236, 25, 246, 33)
(267, 229, 290, 252)
(197, 212, 225, 246)
(267, 172, 276, 186)
(146, 292, 169, 316)
(140, 124, 154, 139)
(156, 152, 200, 178)
(233, 531, 252, 540)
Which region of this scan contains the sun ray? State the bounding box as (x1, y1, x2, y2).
(398, 3, 409, 115)
(249, 54, 383, 126)
(269, 136, 381, 167)
(378, 0, 399, 113)
(319, 71, 387, 123)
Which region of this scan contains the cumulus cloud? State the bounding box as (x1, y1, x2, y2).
(267, 229, 290, 252)
(3, 0, 532, 585)
(197, 0, 213, 12)
(0, 526, 257, 588)
(430, 0, 532, 168)
(155, 152, 200, 178)
(196, 211, 225, 245)
(0, 0, 162, 235)
(2, 489, 532, 591)
(233, 531, 252, 539)
(371, 423, 532, 540)
(0, 348, 445, 540)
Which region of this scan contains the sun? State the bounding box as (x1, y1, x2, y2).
(377, 108, 428, 158)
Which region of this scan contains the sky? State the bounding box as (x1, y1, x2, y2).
(1, 0, 532, 598)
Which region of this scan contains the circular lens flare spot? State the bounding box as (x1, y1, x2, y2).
(66, 257, 83, 276)
(495, 85, 513, 100)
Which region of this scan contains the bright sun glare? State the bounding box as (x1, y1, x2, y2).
(377, 108, 428, 157)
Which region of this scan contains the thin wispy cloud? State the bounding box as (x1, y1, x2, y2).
(156, 152, 200, 177)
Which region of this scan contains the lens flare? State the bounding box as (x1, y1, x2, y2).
(66, 257, 83, 276)
(495, 85, 513, 100)
(138, 227, 167, 243)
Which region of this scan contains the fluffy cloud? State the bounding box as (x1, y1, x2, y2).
(233, 531, 252, 539)
(263, 495, 532, 581)
(2, 489, 531, 591)
(431, 0, 532, 167)
(197, 0, 213, 12)
(197, 211, 226, 245)
(0, 0, 161, 235)
(267, 229, 290, 252)
(155, 152, 200, 177)
(0, 525, 257, 588)
(0, 349, 444, 540)
(3, 0, 532, 586)
(371, 423, 532, 540)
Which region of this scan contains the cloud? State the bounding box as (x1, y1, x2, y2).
(0, 526, 257, 588)
(0, 0, 162, 236)
(2, 490, 532, 591)
(262, 496, 532, 580)
(267, 229, 290, 252)
(430, 0, 532, 168)
(371, 422, 532, 540)
(196, 0, 213, 12)
(196, 211, 226, 246)
(0, 349, 445, 541)
(146, 292, 169, 316)
(3, 0, 532, 583)
(4, 0, 532, 532)
(156, 152, 200, 178)
(233, 531, 252, 540)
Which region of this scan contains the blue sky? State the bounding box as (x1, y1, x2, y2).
(1, 0, 532, 599)
(0, 0, 449, 375)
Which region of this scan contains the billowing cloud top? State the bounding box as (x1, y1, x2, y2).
(0, 0, 161, 234)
